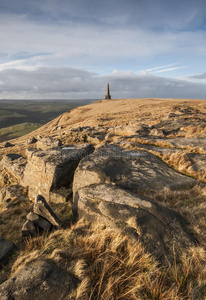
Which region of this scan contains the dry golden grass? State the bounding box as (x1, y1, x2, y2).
(138, 184, 206, 246)
(0, 199, 33, 243)
(184, 126, 206, 138)
(6, 219, 205, 300)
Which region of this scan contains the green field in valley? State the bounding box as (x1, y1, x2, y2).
(0, 122, 42, 142)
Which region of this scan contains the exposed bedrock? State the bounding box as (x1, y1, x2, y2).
(73, 144, 195, 195)
(73, 183, 197, 263)
(73, 144, 197, 262)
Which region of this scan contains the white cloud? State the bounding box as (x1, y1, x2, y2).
(154, 66, 188, 73)
(140, 64, 177, 73)
(0, 58, 42, 71)
(0, 13, 206, 72)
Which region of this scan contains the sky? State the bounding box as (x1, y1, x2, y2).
(0, 0, 206, 100)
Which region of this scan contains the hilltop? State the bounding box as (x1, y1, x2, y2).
(0, 98, 206, 299)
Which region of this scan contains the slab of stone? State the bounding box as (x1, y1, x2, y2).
(23, 144, 94, 201)
(26, 212, 51, 231)
(0, 259, 78, 300)
(22, 220, 37, 237)
(73, 144, 195, 196)
(73, 183, 197, 263)
(117, 140, 182, 155)
(115, 125, 149, 136)
(33, 195, 61, 229)
(0, 237, 16, 267)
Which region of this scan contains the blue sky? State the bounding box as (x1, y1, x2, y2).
(0, 0, 206, 99)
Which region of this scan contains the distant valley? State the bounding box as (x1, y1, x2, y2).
(0, 99, 96, 142)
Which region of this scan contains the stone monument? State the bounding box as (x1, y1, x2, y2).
(105, 83, 111, 100)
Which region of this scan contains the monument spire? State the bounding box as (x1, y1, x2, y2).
(105, 83, 111, 100)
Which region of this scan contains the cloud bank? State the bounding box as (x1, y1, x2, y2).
(0, 67, 206, 100)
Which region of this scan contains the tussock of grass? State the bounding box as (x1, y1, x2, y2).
(0, 200, 33, 243)
(162, 152, 206, 181)
(184, 125, 206, 138)
(137, 185, 206, 247)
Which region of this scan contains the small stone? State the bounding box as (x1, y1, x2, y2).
(149, 128, 166, 137)
(27, 137, 37, 144)
(22, 220, 37, 237)
(26, 212, 51, 231)
(4, 142, 14, 148)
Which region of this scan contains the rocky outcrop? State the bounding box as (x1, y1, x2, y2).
(0, 259, 78, 300)
(73, 144, 197, 262)
(0, 237, 16, 268)
(73, 144, 195, 195)
(0, 144, 94, 202)
(73, 183, 197, 262)
(23, 144, 94, 201)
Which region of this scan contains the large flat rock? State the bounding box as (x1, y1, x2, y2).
(73, 183, 197, 262)
(0, 237, 16, 268)
(23, 144, 94, 201)
(0, 259, 78, 300)
(73, 144, 195, 195)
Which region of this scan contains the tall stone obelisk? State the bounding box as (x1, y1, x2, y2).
(105, 83, 111, 100)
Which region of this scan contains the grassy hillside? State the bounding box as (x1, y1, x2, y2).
(0, 99, 96, 141)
